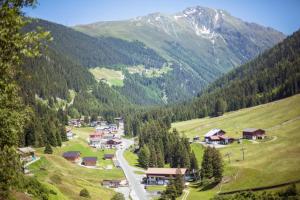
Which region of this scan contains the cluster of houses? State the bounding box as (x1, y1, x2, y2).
(68, 117, 124, 129)
(193, 128, 266, 145)
(62, 151, 117, 167)
(89, 123, 122, 149)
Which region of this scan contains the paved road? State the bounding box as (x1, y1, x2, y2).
(116, 138, 148, 200)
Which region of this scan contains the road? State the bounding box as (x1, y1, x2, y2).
(116, 138, 149, 200)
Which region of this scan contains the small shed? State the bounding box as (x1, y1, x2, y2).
(18, 147, 36, 163)
(243, 128, 266, 140)
(63, 151, 80, 162)
(104, 154, 115, 160)
(82, 157, 97, 166)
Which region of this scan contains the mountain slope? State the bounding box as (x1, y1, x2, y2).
(171, 29, 300, 121)
(75, 6, 284, 81)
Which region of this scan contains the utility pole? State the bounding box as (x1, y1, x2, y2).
(224, 152, 232, 163)
(240, 147, 246, 161)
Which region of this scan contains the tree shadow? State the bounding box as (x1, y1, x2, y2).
(200, 182, 219, 191)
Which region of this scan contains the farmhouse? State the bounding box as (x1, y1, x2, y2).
(104, 154, 115, 160)
(243, 128, 266, 140)
(204, 129, 226, 144)
(63, 151, 81, 162)
(106, 139, 122, 148)
(145, 168, 188, 185)
(18, 147, 36, 163)
(82, 157, 97, 166)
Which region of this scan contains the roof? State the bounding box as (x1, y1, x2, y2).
(82, 157, 97, 162)
(243, 128, 261, 132)
(104, 154, 115, 158)
(204, 129, 225, 137)
(63, 151, 80, 158)
(18, 147, 35, 154)
(145, 168, 187, 175)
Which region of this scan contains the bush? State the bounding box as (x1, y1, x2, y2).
(79, 188, 90, 198)
(23, 177, 50, 200)
(111, 192, 125, 200)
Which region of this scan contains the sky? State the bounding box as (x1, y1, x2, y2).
(23, 0, 300, 35)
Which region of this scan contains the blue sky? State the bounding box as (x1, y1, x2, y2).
(24, 0, 300, 35)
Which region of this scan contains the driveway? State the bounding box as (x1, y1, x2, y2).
(116, 138, 149, 200)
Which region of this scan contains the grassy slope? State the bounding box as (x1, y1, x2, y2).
(29, 127, 125, 200)
(89, 67, 124, 87)
(172, 94, 300, 199)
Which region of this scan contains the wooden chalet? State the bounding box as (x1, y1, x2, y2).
(104, 154, 115, 160)
(145, 168, 188, 185)
(243, 128, 266, 140)
(18, 147, 36, 163)
(62, 151, 80, 162)
(82, 157, 97, 166)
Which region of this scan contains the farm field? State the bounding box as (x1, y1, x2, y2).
(89, 67, 124, 87)
(172, 94, 300, 199)
(29, 127, 124, 200)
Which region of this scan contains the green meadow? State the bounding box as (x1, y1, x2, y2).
(29, 127, 124, 200)
(172, 94, 300, 199)
(89, 67, 124, 87)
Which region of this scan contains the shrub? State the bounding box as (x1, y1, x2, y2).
(111, 192, 125, 200)
(79, 188, 90, 198)
(44, 143, 53, 154)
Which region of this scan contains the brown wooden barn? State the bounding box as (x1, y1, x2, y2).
(82, 157, 97, 166)
(62, 151, 80, 162)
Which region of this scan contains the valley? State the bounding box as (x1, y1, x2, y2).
(1, 2, 300, 200)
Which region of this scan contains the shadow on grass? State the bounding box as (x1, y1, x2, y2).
(200, 182, 219, 191)
(189, 180, 219, 192)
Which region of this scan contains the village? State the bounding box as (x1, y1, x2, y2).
(17, 118, 269, 200)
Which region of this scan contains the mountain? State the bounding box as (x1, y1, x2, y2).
(75, 5, 285, 85)
(170, 29, 300, 122)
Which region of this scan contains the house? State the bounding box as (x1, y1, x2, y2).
(63, 151, 80, 162)
(109, 124, 118, 132)
(89, 132, 104, 148)
(18, 147, 36, 163)
(82, 157, 97, 166)
(219, 135, 235, 144)
(243, 128, 266, 140)
(102, 180, 121, 188)
(104, 154, 115, 160)
(106, 139, 122, 149)
(204, 129, 226, 144)
(66, 128, 74, 140)
(145, 168, 188, 185)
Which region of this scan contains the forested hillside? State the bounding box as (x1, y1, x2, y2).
(25, 19, 166, 68)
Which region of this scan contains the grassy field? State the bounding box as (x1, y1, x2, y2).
(29, 127, 125, 200)
(89, 67, 124, 87)
(172, 94, 300, 199)
(123, 149, 140, 168)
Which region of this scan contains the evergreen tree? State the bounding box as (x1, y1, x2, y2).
(212, 148, 223, 183)
(174, 168, 184, 196)
(156, 148, 165, 168)
(44, 143, 53, 154)
(0, 0, 49, 198)
(138, 145, 150, 169)
(149, 144, 157, 167)
(111, 192, 125, 200)
(201, 147, 213, 180)
(160, 180, 178, 200)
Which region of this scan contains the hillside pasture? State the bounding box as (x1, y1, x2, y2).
(29, 128, 124, 200)
(172, 95, 300, 199)
(89, 67, 124, 87)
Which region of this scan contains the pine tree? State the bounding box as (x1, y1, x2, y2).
(190, 150, 199, 171)
(174, 168, 184, 196)
(138, 145, 150, 169)
(149, 145, 157, 167)
(160, 180, 178, 200)
(44, 143, 53, 154)
(201, 147, 213, 180)
(156, 148, 165, 168)
(212, 148, 223, 183)
(0, 0, 50, 198)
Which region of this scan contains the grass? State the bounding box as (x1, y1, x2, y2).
(29, 127, 125, 200)
(146, 185, 166, 192)
(172, 94, 300, 199)
(123, 149, 141, 169)
(89, 67, 124, 87)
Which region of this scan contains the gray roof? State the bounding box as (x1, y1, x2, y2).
(18, 147, 35, 154)
(243, 128, 260, 132)
(204, 129, 224, 137)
